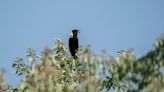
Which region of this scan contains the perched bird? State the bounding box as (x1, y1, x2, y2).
(69, 29, 79, 58)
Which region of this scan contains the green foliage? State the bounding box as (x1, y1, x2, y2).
(107, 38, 164, 92)
(0, 38, 164, 92)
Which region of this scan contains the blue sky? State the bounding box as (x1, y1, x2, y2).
(0, 0, 164, 86)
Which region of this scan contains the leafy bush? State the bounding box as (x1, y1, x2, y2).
(0, 38, 164, 92)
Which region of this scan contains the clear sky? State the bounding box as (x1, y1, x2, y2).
(0, 0, 164, 86)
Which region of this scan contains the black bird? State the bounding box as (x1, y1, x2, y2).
(69, 29, 79, 58)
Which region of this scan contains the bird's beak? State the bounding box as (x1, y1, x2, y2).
(70, 32, 73, 38)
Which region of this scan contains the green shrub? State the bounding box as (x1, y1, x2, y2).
(0, 38, 164, 92)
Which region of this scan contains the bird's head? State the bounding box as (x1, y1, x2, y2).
(70, 29, 79, 38)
